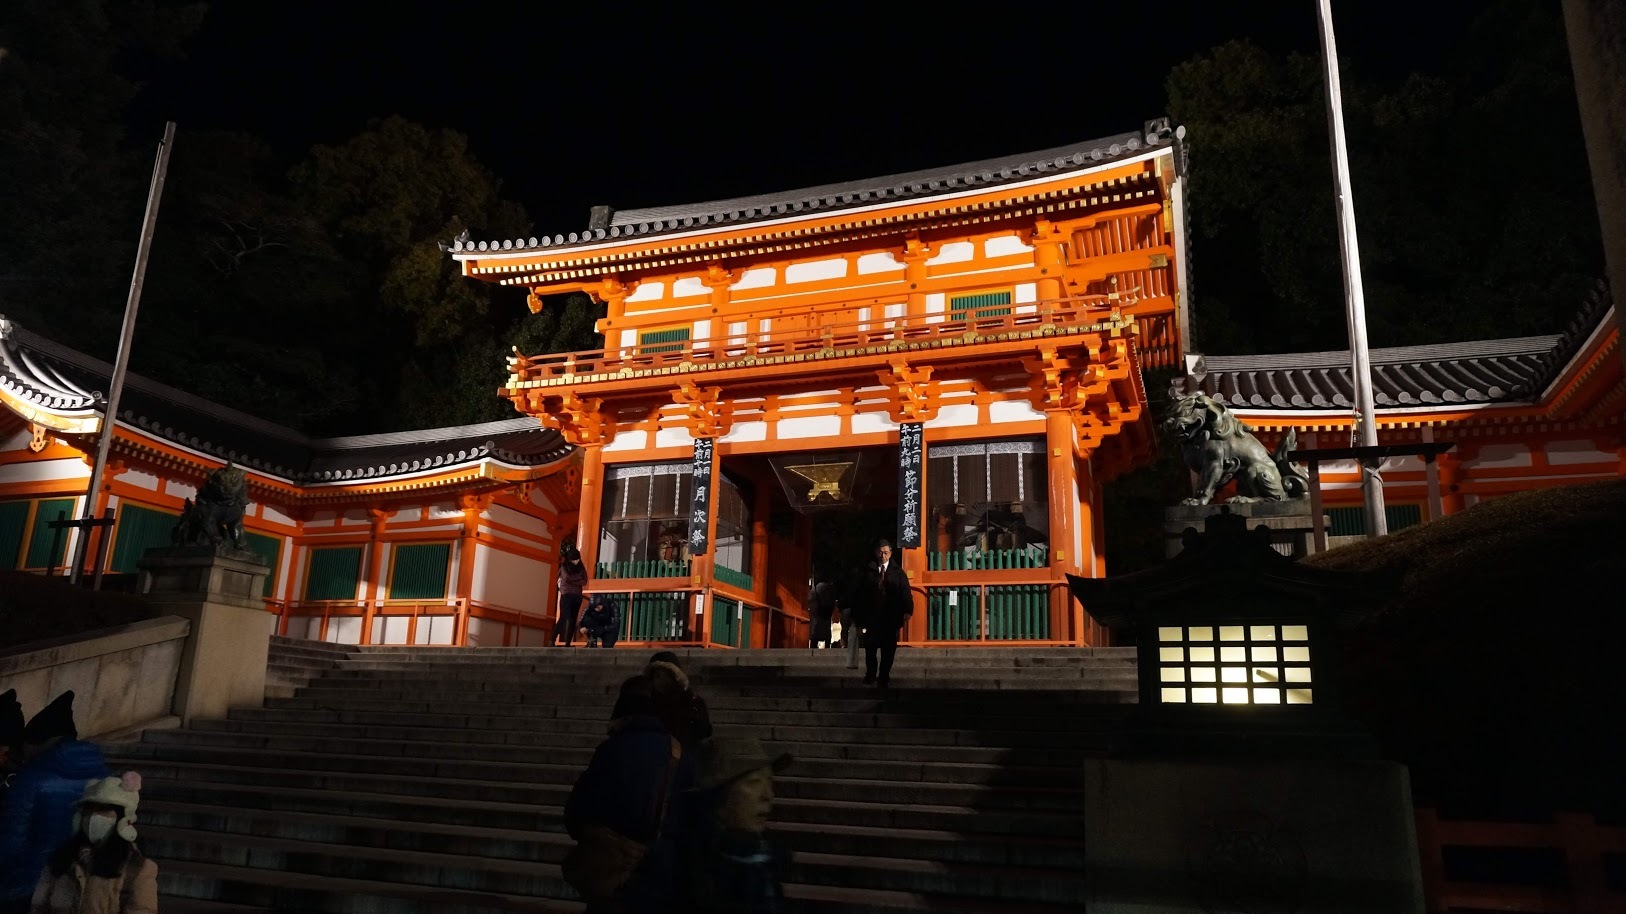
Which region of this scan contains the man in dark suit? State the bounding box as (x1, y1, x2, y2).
(851, 539, 912, 688)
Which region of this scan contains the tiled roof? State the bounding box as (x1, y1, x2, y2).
(450, 120, 1187, 256)
(0, 317, 571, 484)
(1173, 282, 1614, 410)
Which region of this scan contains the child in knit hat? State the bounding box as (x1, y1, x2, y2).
(0, 692, 108, 914)
(31, 771, 157, 914)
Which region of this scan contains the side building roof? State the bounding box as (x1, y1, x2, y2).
(1172, 283, 1614, 411)
(0, 316, 570, 486)
(449, 120, 1188, 256)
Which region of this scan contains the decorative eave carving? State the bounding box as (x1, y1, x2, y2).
(877, 360, 939, 424)
(1024, 338, 1138, 453)
(531, 391, 615, 447)
(672, 380, 733, 438)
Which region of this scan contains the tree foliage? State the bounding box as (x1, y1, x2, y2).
(1167, 0, 1602, 356)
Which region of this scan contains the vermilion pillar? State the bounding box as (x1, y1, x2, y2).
(1045, 409, 1079, 641)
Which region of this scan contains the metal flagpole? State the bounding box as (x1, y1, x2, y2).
(71, 121, 178, 583)
(1314, 2, 1387, 538)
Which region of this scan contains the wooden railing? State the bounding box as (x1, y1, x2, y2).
(509, 292, 1139, 385)
(921, 579, 1073, 641)
(1416, 808, 1626, 913)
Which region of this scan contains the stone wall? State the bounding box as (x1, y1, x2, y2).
(0, 616, 189, 738)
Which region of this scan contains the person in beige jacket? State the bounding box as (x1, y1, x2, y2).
(31, 772, 156, 914)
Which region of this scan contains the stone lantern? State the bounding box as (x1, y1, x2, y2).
(1066, 507, 1424, 914)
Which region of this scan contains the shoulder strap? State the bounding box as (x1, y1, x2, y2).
(648, 735, 683, 838)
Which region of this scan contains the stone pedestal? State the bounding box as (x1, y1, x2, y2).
(1085, 757, 1425, 913)
(1165, 498, 1322, 558)
(138, 545, 273, 724)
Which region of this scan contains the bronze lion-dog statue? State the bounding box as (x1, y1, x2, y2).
(1164, 393, 1309, 506)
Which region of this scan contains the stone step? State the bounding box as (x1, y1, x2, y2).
(127, 776, 1082, 838)
(159, 858, 1076, 914)
(185, 717, 1105, 763)
(158, 858, 581, 914)
(283, 684, 1133, 714)
(226, 706, 1115, 748)
(138, 800, 1085, 869)
(107, 753, 1080, 811)
(143, 824, 1080, 906)
(159, 897, 275, 914)
(289, 680, 1134, 711)
(264, 695, 1132, 728)
(135, 729, 1082, 787)
(270, 635, 357, 655)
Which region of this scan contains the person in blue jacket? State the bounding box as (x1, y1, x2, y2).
(0, 691, 109, 914)
(563, 675, 695, 913)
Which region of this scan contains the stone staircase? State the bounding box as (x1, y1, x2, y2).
(103, 639, 1138, 913)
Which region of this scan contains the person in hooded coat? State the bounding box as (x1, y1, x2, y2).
(610, 654, 712, 751)
(564, 675, 696, 913)
(30, 772, 157, 914)
(0, 692, 110, 914)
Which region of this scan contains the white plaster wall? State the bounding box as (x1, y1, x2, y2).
(986, 234, 1035, 257)
(693, 319, 712, 341)
(1469, 444, 1531, 468)
(672, 277, 707, 298)
(342, 508, 369, 524)
(851, 412, 899, 435)
(1546, 440, 1616, 464)
(858, 252, 905, 274)
(925, 241, 974, 265)
(1, 429, 33, 451)
(626, 281, 665, 302)
(778, 415, 843, 439)
(785, 258, 848, 284)
(328, 616, 363, 645)
(489, 504, 548, 538)
(470, 542, 549, 614)
(117, 468, 161, 491)
(4, 458, 91, 484)
(720, 421, 768, 443)
(990, 400, 1044, 423)
(732, 268, 775, 290)
(465, 616, 494, 648)
(1016, 283, 1037, 303)
(655, 426, 695, 448)
(620, 329, 638, 350)
(261, 504, 296, 526)
(926, 404, 979, 428)
(163, 478, 196, 500)
(392, 507, 423, 522)
(885, 303, 905, 319)
(604, 429, 650, 453)
(427, 504, 463, 521)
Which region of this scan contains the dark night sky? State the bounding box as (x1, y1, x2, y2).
(136, 0, 1496, 236)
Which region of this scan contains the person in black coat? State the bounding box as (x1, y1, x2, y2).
(850, 539, 912, 688)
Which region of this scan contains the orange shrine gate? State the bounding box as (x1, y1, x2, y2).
(451, 122, 1192, 647)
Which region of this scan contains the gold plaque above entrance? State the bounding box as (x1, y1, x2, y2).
(768, 451, 868, 513)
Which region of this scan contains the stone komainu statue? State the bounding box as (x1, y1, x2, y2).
(1163, 393, 1310, 506)
(172, 463, 249, 550)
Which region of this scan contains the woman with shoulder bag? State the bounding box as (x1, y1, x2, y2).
(553, 545, 590, 647)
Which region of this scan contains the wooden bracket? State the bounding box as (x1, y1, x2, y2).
(877, 359, 939, 424)
(672, 380, 733, 438)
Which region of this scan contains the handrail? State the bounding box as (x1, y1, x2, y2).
(509, 292, 1138, 385)
(917, 579, 1091, 644)
(1416, 808, 1626, 912)
(709, 588, 808, 649)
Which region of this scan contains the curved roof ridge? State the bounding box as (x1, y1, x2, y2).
(1202, 335, 1564, 372)
(310, 416, 548, 450)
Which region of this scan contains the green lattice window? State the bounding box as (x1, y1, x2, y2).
(620, 591, 690, 641)
(639, 326, 691, 354)
(926, 585, 1048, 641)
(949, 290, 1013, 319)
(389, 543, 451, 601)
(710, 595, 753, 648)
(24, 498, 76, 569)
(305, 546, 363, 601)
(0, 500, 29, 571)
(1327, 504, 1424, 537)
(245, 532, 282, 597)
(108, 504, 176, 574)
